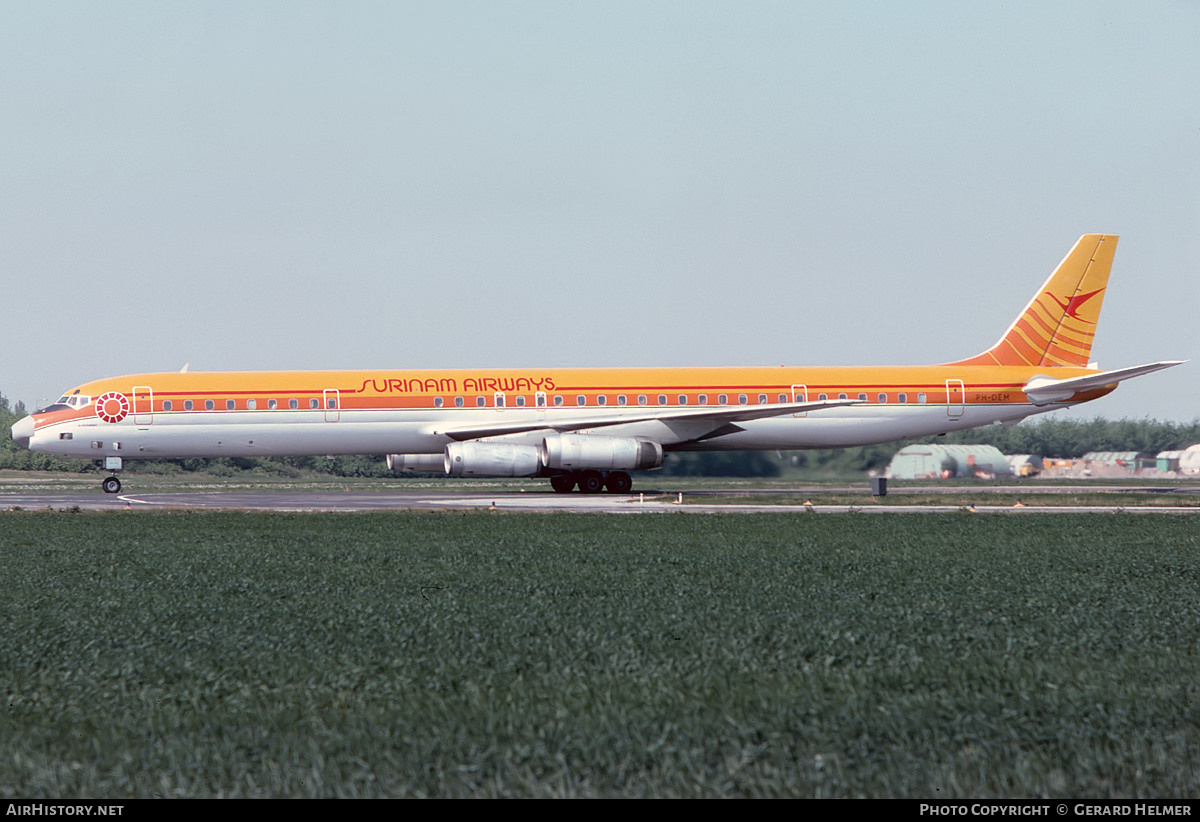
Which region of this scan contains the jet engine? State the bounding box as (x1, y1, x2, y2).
(386, 453, 446, 473)
(444, 441, 541, 477)
(539, 434, 663, 471)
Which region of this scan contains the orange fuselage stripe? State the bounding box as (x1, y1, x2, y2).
(33, 364, 1105, 428)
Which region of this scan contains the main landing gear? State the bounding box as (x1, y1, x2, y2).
(550, 470, 633, 494)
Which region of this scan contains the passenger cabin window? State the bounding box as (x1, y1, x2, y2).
(515, 396, 525, 407)
(738, 394, 748, 405)
(617, 395, 627, 406)
(576, 395, 586, 406)
(638, 395, 647, 406)
(289, 399, 299, 409)
(226, 400, 236, 410)
(205, 400, 214, 410)
(163, 400, 173, 411)
(309, 398, 319, 409)
(554, 395, 564, 407)
(877, 393, 888, 404)
(658, 395, 667, 405)
(495, 394, 505, 408)
(818, 393, 828, 401)
(268, 399, 278, 410)
(758, 394, 768, 404)
(476, 396, 486, 407)
(678, 394, 688, 405)
(778, 393, 788, 403)
(434, 397, 444, 408)
(717, 394, 728, 405)
(247, 399, 257, 410)
(698, 394, 708, 405)
(455, 397, 464, 407)
(898, 393, 907, 403)
(597, 395, 607, 406)
(838, 393, 848, 400)
(858, 393, 868, 402)
(917, 393, 927, 404)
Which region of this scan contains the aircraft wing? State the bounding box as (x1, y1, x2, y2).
(425, 398, 863, 442)
(1022, 361, 1186, 406)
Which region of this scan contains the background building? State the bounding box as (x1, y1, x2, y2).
(887, 445, 1011, 480)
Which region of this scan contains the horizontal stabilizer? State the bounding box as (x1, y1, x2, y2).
(426, 398, 863, 442)
(1022, 361, 1186, 406)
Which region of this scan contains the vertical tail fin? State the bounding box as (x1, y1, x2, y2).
(949, 234, 1117, 367)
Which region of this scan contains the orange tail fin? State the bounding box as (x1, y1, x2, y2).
(949, 234, 1117, 367)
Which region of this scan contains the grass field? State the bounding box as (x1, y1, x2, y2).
(2, 511, 1198, 798)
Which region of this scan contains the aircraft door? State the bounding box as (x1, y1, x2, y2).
(945, 379, 965, 417)
(132, 385, 154, 425)
(323, 389, 340, 422)
(535, 391, 547, 421)
(791, 384, 808, 418)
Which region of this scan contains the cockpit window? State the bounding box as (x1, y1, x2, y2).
(48, 394, 92, 411)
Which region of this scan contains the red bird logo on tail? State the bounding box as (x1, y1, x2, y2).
(1045, 288, 1105, 323)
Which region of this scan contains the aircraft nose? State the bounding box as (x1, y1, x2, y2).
(10, 415, 33, 449)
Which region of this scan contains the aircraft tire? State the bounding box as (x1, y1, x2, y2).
(578, 470, 605, 494)
(102, 476, 121, 494)
(605, 471, 632, 494)
(550, 474, 577, 493)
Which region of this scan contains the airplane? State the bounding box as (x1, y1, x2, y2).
(9, 234, 1184, 495)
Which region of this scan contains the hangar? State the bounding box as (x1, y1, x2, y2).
(1160, 444, 1200, 475)
(887, 444, 1010, 480)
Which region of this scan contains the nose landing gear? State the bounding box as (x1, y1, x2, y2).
(101, 456, 123, 494)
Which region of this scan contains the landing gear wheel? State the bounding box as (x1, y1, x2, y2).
(578, 470, 605, 494)
(550, 474, 577, 493)
(102, 476, 122, 494)
(605, 471, 632, 495)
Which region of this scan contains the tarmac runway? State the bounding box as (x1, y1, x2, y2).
(3, 485, 1199, 514)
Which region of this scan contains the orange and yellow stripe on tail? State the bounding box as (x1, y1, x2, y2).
(950, 234, 1117, 368)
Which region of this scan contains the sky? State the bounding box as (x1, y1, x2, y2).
(3, 1, 1197, 421)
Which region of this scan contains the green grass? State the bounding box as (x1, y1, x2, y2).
(2, 512, 1198, 798)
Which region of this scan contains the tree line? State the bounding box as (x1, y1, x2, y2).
(2, 391, 1196, 478)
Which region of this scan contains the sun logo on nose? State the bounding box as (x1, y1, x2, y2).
(95, 392, 130, 423)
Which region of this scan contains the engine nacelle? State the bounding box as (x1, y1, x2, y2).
(539, 434, 663, 471)
(444, 441, 541, 477)
(386, 453, 447, 473)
